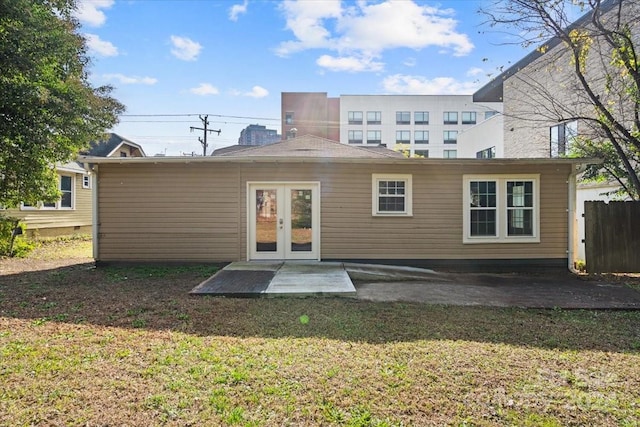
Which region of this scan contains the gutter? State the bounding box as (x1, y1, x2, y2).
(567, 162, 589, 274)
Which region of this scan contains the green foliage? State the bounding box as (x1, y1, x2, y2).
(0, 214, 35, 257)
(0, 0, 125, 208)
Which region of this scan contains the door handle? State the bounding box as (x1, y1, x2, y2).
(279, 218, 283, 225)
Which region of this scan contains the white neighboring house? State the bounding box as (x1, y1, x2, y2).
(339, 95, 502, 158)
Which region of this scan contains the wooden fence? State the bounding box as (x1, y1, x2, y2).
(584, 201, 640, 273)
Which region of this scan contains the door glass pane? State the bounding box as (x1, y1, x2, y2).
(256, 189, 277, 252)
(290, 189, 312, 252)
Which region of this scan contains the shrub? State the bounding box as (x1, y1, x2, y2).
(0, 215, 35, 257)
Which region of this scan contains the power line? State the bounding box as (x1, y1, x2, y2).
(189, 115, 220, 156)
(120, 113, 279, 121)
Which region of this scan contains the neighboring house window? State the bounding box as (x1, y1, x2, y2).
(395, 130, 410, 144)
(348, 130, 363, 144)
(550, 120, 577, 157)
(414, 149, 429, 158)
(120, 151, 127, 157)
(476, 147, 496, 159)
(348, 111, 363, 125)
(443, 112, 458, 124)
(285, 112, 294, 124)
(414, 111, 429, 125)
(372, 174, 413, 216)
(82, 174, 91, 189)
(485, 110, 498, 120)
(463, 175, 539, 243)
(443, 130, 458, 144)
(26, 175, 74, 210)
(443, 149, 457, 158)
(367, 111, 381, 125)
(396, 111, 410, 125)
(462, 111, 477, 125)
(415, 130, 429, 144)
(367, 130, 381, 144)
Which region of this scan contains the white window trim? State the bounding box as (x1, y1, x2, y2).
(463, 174, 540, 244)
(22, 174, 76, 211)
(82, 174, 91, 189)
(372, 174, 413, 217)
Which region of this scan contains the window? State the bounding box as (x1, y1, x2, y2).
(285, 112, 294, 125)
(485, 110, 498, 120)
(367, 111, 381, 125)
(26, 175, 74, 210)
(120, 152, 127, 157)
(550, 120, 577, 157)
(443, 150, 457, 158)
(372, 174, 413, 216)
(414, 130, 429, 144)
(367, 130, 381, 144)
(82, 174, 91, 189)
(462, 111, 477, 125)
(443, 130, 458, 144)
(414, 149, 429, 158)
(443, 112, 458, 124)
(395, 130, 410, 144)
(415, 111, 429, 125)
(348, 111, 363, 125)
(463, 175, 539, 243)
(348, 130, 363, 144)
(396, 111, 410, 125)
(476, 147, 496, 159)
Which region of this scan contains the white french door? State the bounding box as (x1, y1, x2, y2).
(248, 183, 320, 260)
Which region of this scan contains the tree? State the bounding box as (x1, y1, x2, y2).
(0, 0, 124, 208)
(482, 0, 640, 199)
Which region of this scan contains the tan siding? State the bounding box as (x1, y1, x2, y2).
(97, 163, 240, 261)
(3, 172, 92, 236)
(96, 161, 572, 262)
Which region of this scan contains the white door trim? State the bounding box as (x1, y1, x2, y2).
(247, 181, 321, 261)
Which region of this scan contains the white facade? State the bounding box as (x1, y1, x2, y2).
(339, 95, 501, 158)
(458, 114, 505, 159)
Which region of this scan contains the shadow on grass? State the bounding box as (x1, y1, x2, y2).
(1, 263, 639, 352)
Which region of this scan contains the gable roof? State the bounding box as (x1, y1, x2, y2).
(82, 133, 146, 157)
(473, 0, 620, 102)
(215, 134, 405, 159)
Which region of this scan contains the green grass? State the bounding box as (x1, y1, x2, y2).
(0, 240, 639, 425)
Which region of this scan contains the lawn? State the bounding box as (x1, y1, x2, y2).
(0, 239, 639, 426)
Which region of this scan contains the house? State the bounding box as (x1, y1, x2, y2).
(2, 133, 145, 237)
(81, 135, 595, 270)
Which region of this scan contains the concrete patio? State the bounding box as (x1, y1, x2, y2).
(190, 261, 356, 297)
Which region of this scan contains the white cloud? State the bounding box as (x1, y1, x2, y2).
(245, 86, 268, 98)
(74, 0, 114, 27)
(275, 0, 342, 56)
(229, 0, 249, 21)
(230, 86, 269, 98)
(170, 36, 202, 61)
(316, 55, 383, 73)
(382, 74, 480, 95)
(403, 57, 417, 67)
(190, 83, 220, 96)
(276, 0, 473, 71)
(466, 67, 485, 77)
(85, 34, 118, 57)
(103, 74, 158, 85)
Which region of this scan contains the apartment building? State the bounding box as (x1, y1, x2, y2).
(281, 92, 340, 141)
(340, 95, 500, 158)
(238, 124, 280, 146)
(281, 92, 501, 158)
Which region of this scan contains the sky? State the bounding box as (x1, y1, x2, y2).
(74, 0, 532, 156)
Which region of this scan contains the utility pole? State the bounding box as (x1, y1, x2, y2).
(190, 115, 221, 156)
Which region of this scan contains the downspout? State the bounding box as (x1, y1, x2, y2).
(82, 163, 99, 261)
(567, 163, 587, 274)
